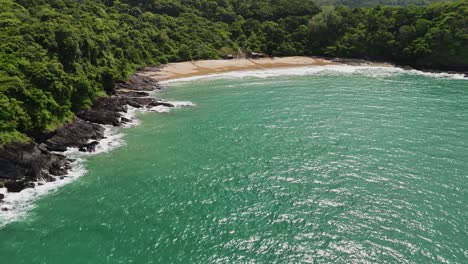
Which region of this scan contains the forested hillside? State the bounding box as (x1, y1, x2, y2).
(1, 0, 467, 144)
(314, 0, 453, 7)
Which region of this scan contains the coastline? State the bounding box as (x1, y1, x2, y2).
(138, 56, 467, 83)
(1, 56, 466, 225)
(0, 72, 181, 222)
(140, 57, 338, 81)
(1, 56, 333, 217)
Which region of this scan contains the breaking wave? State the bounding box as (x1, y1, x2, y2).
(0, 100, 194, 228)
(160, 65, 467, 85)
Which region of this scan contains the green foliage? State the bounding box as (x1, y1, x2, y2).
(314, 0, 454, 7)
(0, 0, 467, 145)
(329, 1, 468, 67)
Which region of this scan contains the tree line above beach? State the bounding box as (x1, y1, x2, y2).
(0, 0, 467, 144)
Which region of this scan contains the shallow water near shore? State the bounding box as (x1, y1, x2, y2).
(0, 66, 467, 263)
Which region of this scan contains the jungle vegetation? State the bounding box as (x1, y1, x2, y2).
(0, 0, 466, 144)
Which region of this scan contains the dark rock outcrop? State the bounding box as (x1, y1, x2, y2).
(0, 66, 173, 197)
(77, 109, 122, 126)
(79, 141, 99, 152)
(120, 117, 131, 124)
(116, 90, 150, 97)
(0, 142, 71, 192)
(98, 96, 173, 110)
(45, 119, 105, 152)
(114, 72, 162, 91)
(5, 181, 35, 193)
(151, 101, 175, 108)
(77, 96, 174, 126)
(49, 155, 73, 176)
(92, 96, 128, 112)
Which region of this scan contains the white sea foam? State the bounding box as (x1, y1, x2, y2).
(2, 64, 461, 227)
(169, 101, 196, 107)
(0, 159, 86, 227)
(0, 100, 194, 227)
(160, 64, 467, 85)
(147, 100, 196, 113)
(148, 105, 172, 113)
(0, 125, 126, 227)
(120, 106, 142, 128)
(63, 125, 127, 157)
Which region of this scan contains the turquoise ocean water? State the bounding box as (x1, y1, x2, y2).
(0, 66, 467, 263)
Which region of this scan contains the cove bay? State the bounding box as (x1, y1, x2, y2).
(0, 66, 466, 263)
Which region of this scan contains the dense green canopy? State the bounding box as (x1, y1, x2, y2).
(0, 0, 467, 144)
(315, 0, 454, 7)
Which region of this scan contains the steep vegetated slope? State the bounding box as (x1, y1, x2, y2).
(0, 0, 467, 144)
(314, 0, 454, 7)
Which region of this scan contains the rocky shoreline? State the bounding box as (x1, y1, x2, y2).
(0, 71, 172, 204)
(1, 58, 466, 206)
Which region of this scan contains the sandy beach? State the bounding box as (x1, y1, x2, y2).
(141, 56, 336, 81)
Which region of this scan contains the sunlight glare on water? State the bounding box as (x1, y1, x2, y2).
(0, 66, 467, 263)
